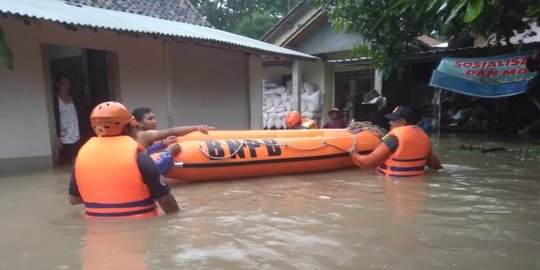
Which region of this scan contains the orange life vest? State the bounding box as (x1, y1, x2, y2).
(378, 125, 430, 177)
(300, 118, 319, 129)
(75, 136, 158, 218)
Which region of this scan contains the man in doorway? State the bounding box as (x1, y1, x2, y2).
(349, 106, 442, 176)
(69, 101, 179, 218)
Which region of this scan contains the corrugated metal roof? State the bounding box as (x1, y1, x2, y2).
(66, 0, 211, 27)
(0, 0, 317, 60)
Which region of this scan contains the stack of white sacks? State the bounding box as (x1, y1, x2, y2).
(262, 81, 323, 129)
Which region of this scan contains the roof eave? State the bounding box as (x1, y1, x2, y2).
(0, 2, 318, 61)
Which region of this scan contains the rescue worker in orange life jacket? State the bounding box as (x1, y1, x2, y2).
(348, 106, 442, 176)
(285, 111, 319, 129)
(68, 101, 179, 218)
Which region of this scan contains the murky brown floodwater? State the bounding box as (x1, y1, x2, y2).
(1, 134, 539, 270)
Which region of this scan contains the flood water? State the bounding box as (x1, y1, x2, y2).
(1, 134, 539, 270)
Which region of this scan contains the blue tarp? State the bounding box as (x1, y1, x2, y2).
(429, 51, 537, 98)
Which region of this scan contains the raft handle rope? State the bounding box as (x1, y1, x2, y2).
(198, 136, 358, 160)
(347, 121, 386, 138)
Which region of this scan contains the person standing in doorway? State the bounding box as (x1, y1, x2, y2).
(53, 73, 81, 165)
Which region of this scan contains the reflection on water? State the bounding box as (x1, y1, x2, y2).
(0, 134, 539, 269)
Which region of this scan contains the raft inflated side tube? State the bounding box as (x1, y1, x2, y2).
(161, 131, 380, 182)
(178, 129, 355, 142)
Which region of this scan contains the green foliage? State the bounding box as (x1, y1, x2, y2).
(315, 0, 442, 76)
(234, 11, 278, 39)
(189, 0, 302, 38)
(0, 25, 13, 70)
(463, 0, 483, 23)
(315, 0, 540, 77)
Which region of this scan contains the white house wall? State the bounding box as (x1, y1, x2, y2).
(263, 65, 290, 83)
(0, 18, 51, 165)
(296, 22, 363, 55)
(168, 43, 250, 129)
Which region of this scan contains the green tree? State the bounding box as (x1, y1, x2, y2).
(234, 11, 277, 39)
(0, 25, 13, 70)
(315, 0, 540, 77)
(189, 0, 302, 39)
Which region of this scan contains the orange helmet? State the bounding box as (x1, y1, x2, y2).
(285, 111, 301, 128)
(90, 101, 133, 136)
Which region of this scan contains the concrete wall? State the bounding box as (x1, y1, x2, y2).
(263, 65, 291, 84)
(296, 22, 362, 55)
(248, 55, 263, 129)
(0, 18, 52, 172)
(168, 43, 250, 129)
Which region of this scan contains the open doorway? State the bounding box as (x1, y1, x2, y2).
(334, 69, 375, 122)
(47, 45, 115, 165)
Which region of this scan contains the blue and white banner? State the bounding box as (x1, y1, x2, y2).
(429, 51, 537, 98)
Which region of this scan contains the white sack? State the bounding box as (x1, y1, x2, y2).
(281, 92, 288, 102)
(264, 81, 279, 88)
(265, 97, 273, 108)
(307, 102, 323, 112)
(264, 89, 276, 95)
(302, 90, 321, 105)
(274, 86, 286, 94)
(275, 105, 287, 113)
(266, 107, 276, 114)
(284, 101, 292, 112)
(303, 82, 319, 94)
(267, 118, 275, 129)
(275, 119, 283, 129)
(272, 95, 281, 107)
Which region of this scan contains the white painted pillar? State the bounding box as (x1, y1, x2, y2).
(374, 69, 383, 94)
(292, 60, 302, 111)
(163, 41, 174, 127)
(323, 61, 334, 124)
(248, 54, 263, 129)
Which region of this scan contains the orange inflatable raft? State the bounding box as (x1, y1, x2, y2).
(161, 129, 380, 182)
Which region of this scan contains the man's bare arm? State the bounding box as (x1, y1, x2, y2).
(350, 143, 392, 169)
(69, 195, 83, 205)
(155, 192, 180, 214)
(426, 149, 442, 170)
(137, 125, 214, 148)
